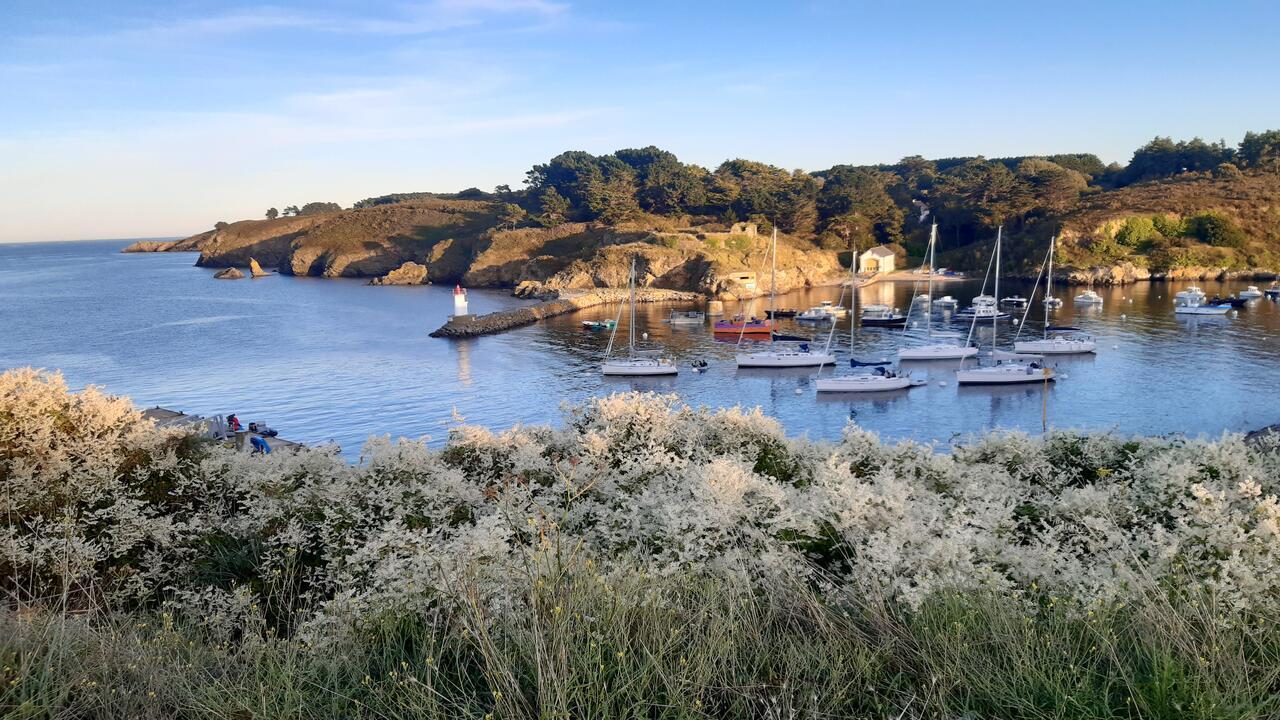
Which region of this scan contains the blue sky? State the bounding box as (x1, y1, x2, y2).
(2, 0, 1277, 242)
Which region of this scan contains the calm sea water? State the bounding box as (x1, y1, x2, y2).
(3, 239, 1279, 455)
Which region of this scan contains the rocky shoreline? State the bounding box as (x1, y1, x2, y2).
(1013, 262, 1279, 286)
(429, 288, 701, 339)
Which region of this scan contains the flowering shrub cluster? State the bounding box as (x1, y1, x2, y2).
(3, 369, 1279, 636)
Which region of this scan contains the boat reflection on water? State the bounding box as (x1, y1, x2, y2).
(955, 382, 1052, 401)
(735, 366, 827, 380)
(602, 374, 680, 391)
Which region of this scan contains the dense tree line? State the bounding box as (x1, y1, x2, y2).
(509, 129, 1277, 252)
(253, 128, 1280, 260)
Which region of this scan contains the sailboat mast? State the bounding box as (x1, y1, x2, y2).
(927, 222, 937, 340)
(628, 257, 637, 351)
(993, 226, 1002, 345)
(1044, 235, 1054, 339)
(849, 254, 857, 353)
(770, 227, 777, 322)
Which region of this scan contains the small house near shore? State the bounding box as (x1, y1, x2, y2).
(858, 246, 896, 274)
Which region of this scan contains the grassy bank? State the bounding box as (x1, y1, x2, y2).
(6, 578, 1278, 719)
(3, 369, 1280, 718)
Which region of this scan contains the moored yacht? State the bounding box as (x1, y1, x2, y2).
(817, 260, 922, 392)
(602, 258, 678, 376)
(896, 223, 978, 361)
(1015, 326, 1096, 355)
(736, 229, 837, 368)
(955, 227, 1057, 386)
(1014, 237, 1096, 356)
(1239, 285, 1263, 299)
(860, 304, 908, 327)
(1074, 289, 1104, 305)
(955, 295, 1012, 322)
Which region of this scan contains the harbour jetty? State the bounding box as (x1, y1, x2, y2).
(430, 288, 700, 339)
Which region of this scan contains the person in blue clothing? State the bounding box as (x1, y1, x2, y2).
(250, 435, 271, 454)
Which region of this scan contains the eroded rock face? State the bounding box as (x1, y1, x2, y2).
(213, 267, 245, 279)
(249, 258, 272, 278)
(369, 261, 430, 286)
(1061, 262, 1152, 286)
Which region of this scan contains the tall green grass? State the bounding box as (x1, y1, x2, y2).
(4, 569, 1277, 719)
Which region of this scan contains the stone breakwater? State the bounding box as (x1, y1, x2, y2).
(429, 288, 701, 338)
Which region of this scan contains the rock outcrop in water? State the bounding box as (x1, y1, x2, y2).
(369, 261, 429, 286)
(213, 267, 244, 279)
(249, 258, 272, 278)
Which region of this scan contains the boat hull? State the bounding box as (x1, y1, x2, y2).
(602, 360, 679, 376)
(1013, 340, 1097, 355)
(956, 366, 1056, 385)
(736, 352, 835, 368)
(898, 345, 979, 360)
(816, 375, 920, 392)
(860, 318, 908, 328)
(1174, 306, 1231, 315)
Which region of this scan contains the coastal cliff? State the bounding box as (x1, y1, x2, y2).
(125, 202, 847, 296)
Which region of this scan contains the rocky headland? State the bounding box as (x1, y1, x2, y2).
(124, 201, 849, 297)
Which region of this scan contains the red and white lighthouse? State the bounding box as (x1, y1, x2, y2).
(452, 284, 469, 317)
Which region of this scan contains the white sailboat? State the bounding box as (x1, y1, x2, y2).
(899, 223, 979, 360)
(956, 227, 1057, 385)
(817, 259, 922, 392)
(737, 228, 836, 368)
(1015, 236, 1097, 355)
(602, 258, 679, 376)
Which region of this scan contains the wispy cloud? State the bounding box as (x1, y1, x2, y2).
(46, 0, 571, 44)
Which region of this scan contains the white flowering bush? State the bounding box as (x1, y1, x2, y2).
(3, 369, 1279, 637)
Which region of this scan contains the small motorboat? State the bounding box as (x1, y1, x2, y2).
(934, 295, 959, 308)
(859, 304, 908, 328)
(1074, 289, 1104, 305)
(795, 306, 836, 323)
(713, 315, 773, 334)
(1174, 301, 1232, 316)
(1173, 286, 1206, 305)
(765, 308, 798, 318)
(955, 296, 1012, 322)
(665, 310, 706, 325)
(1000, 295, 1028, 307)
(1239, 285, 1264, 299)
(582, 319, 617, 330)
(1265, 283, 1280, 299)
(1206, 295, 1247, 309)
(1042, 295, 1064, 308)
(817, 299, 848, 317)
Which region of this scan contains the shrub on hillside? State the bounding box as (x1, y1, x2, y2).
(1114, 216, 1162, 247)
(1187, 210, 1248, 248)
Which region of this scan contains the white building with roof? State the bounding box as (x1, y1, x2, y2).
(858, 246, 896, 274)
